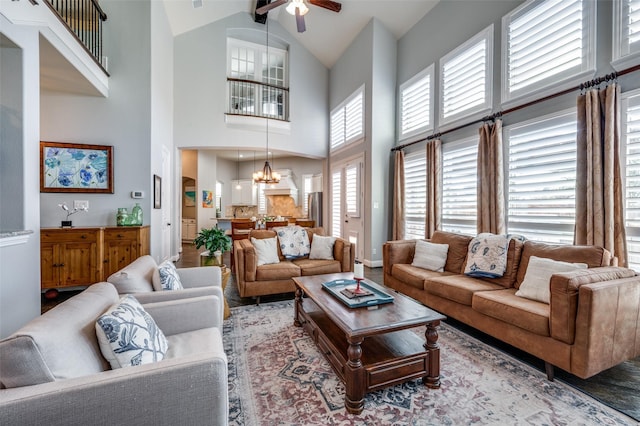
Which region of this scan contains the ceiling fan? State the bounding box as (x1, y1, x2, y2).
(255, 0, 342, 33)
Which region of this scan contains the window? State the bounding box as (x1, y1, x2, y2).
(302, 174, 313, 215)
(506, 109, 578, 244)
(257, 182, 267, 214)
(330, 86, 364, 150)
(613, 0, 640, 70)
(215, 181, 222, 212)
(345, 164, 360, 218)
(331, 170, 342, 238)
(399, 65, 434, 140)
(404, 150, 427, 239)
(227, 38, 288, 120)
(441, 138, 478, 235)
(439, 26, 493, 126)
(502, 0, 596, 104)
(622, 89, 640, 270)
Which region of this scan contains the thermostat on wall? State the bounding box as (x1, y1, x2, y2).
(131, 191, 144, 199)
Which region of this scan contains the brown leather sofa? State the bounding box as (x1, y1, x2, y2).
(234, 227, 355, 303)
(383, 230, 640, 379)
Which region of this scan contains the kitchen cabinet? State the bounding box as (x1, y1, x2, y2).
(182, 218, 197, 241)
(231, 179, 257, 205)
(41, 228, 103, 289)
(102, 226, 150, 278)
(41, 226, 150, 289)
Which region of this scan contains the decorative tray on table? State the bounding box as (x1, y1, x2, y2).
(322, 279, 394, 308)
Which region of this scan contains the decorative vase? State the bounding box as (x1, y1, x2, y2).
(200, 251, 224, 267)
(117, 208, 128, 226)
(131, 203, 143, 225)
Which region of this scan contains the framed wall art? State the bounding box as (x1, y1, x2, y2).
(154, 174, 162, 209)
(40, 141, 113, 193)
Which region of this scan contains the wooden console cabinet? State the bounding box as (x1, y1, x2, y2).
(40, 226, 149, 290)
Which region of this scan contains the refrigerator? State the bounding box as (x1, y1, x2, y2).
(307, 192, 323, 228)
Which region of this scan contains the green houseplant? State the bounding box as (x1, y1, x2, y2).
(193, 226, 231, 266)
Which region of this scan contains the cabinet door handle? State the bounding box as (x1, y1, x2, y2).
(117, 234, 124, 238)
(80, 235, 87, 239)
(59, 263, 65, 267)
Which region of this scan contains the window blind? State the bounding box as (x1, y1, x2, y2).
(345, 90, 364, 143)
(506, 110, 577, 244)
(400, 68, 432, 137)
(441, 139, 478, 235)
(331, 170, 342, 238)
(623, 91, 640, 270)
(404, 151, 427, 240)
(345, 165, 359, 217)
(330, 109, 345, 149)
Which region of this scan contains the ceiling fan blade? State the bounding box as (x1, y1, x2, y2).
(256, 0, 287, 15)
(308, 0, 342, 13)
(296, 8, 306, 33)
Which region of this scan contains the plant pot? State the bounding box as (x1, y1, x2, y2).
(200, 251, 224, 267)
(61, 220, 73, 228)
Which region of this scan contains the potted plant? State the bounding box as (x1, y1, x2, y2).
(193, 226, 231, 267)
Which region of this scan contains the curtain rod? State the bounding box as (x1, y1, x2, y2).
(391, 63, 640, 152)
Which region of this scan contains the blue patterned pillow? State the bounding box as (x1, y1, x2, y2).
(158, 261, 184, 290)
(95, 295, 169, 369)
(464, 233, 509, 278)
(274, 225, 311, 259)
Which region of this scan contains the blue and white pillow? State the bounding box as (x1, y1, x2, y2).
(96, 295, 169, 369)
(464, 233, 509, 278)
(158, 261, 184, 290)
(274, 225, 311, 259)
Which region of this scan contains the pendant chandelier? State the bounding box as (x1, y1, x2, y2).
(253, 19, 280, 185)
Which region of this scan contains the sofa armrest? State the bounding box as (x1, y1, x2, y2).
(549, 266, 637, 344)
(236, 239, 258, 283)
(382, 240, 417, 275)
(334, 238, 354, 272)
(143, 295, 222, 332)
(177, 266, 221, 288)
(571, 275, 640, 378)
(0, 351, 228, 426)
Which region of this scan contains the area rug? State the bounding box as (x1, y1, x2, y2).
(222, 301, 636, 425)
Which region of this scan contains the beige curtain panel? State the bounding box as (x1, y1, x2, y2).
(425, 139, 442, 239)
(477, 120, 506, 235)
(575, 83, 627, 267)
(393, 150, 405, 240)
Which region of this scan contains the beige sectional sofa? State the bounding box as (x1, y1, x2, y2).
(0, 282, 228, 426)
(383, 230, 640, 379)
(234, 227, 355, 302)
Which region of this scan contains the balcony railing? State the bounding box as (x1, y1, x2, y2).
(43, 0, 108, 73)
(226, 78, 289, 121)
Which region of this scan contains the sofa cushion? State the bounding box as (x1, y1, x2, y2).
(165, 328, 223, 359)
(107, 255, 161, 293)
(412, 240, 449, 272)
(158, 261, 184, 291)
(251, 237, 280, 266)
(430, 231, 474, 273)
(516, 256, 588, 303)
(96, 295, 169, 369)
(472, 289, 550, 337)
(309, 235, 336, 260)
(515, 241, 611, 287)
(256, 261, 301, 281)
(391, 264, 452, 290)
(0, 283, 118, 388)
(424, 275, 505, 306)
(293, 258, 342, 276)
(478, 237, 524, 288)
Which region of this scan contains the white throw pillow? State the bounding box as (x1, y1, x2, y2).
(411, 240, 449, 272)
(515, 256, 588, 303)
(158, 261, 184, 290)
(95, 295, 169, 369)
(309, 235, 336, 260)
(251, 237, 280, 266)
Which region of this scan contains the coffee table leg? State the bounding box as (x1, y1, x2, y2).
(345, 337, 365, 414)
(294, 287, 303, 327)
(424, 320, 441, 389)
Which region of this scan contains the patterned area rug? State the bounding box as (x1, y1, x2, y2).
(223, 301, 636, 425)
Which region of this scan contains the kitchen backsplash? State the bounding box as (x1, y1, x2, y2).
(224, 195, 304, 218)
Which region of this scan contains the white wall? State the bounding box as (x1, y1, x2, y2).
(0, 15, 42, 338)
(173, 12, 329, 158)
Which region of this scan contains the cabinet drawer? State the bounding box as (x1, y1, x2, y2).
(41, 230, 99, 243)
(104, 229, 138, 240)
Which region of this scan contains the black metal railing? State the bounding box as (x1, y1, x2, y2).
(43, 0, 108, 74)
(226, 78, 289, 121)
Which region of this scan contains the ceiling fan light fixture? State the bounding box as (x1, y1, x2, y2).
(286, 0, 309, 16)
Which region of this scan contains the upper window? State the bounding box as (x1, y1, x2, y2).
(505, 109, 578, 244)
(403, 150, 427, 240)
(439, 25, 493, 126)
(227, 38, 289, 120)
(399, 65, 434, 141)
(613, 0, 640, 70)
(441, 138, 478, 235)
(302, 174, 313, 215)
(621, 89, 640, 270)
(502, 0, 596, 104)
(331, 86, 364, 151)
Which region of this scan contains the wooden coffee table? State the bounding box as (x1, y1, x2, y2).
(292, 273, 446, 414)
